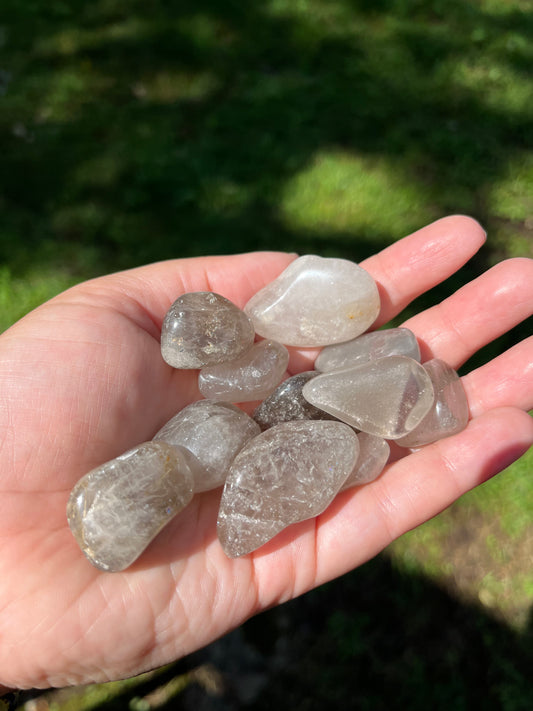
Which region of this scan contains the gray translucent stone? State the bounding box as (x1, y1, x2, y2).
(341, 433, 390, 490)
(302, 356, 435, 439)
(396, 359, 469, 447)
(244, 255, 380, 347)
(198, 339, 289, 402)
(217, 420, 360, 557)
(153, 400, 261, 492)
(67, 442, 194, 572)
(252, 371, 338, 430)
(161, 292, 255, 369)
(315, 327, 420, 372)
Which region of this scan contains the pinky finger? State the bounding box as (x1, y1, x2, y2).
(313, 407, 533, 587)
(463, 338, 533, 418)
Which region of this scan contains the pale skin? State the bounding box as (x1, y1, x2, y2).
(0, 215, 532, 691)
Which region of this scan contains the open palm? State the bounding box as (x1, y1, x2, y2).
(0, 216, 531, 691)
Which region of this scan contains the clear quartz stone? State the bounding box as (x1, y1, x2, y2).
(161, 291, 255, 369)
(302, 356, 435, 439)
(396, 359, 469, 447)
(198, 339, 289, 402)
(154, 400, 261, 492)
(341, 432, 390, 490)
(67, 260, 475, 570)
(217, 420, 359, 557)
(67, 442, 194, 572)
(315, 327, 420, 372)
(244, 255, 380, 347)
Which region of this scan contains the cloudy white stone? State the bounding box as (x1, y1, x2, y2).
(198, 339, 289, 402)
(217, 420, 360, 557)
(315, 327, 420, 372)
(67, 442, 194, 572)
(303, 356, 435, 439)
(244, 255, 380, 347)
(341, 432, 390, 490)
(154, 400, 261, 492)
(161, 291, 255, 369)
(396, 359, 469, 447)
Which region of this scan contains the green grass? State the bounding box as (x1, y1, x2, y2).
(389, 444, 533, 631)
(3, 1, 532, 709)
(1, 0, 531, 323)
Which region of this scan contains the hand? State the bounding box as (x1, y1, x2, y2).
(0, 216, 531, 691)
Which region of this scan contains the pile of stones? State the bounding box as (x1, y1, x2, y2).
(67, 256, 469, 571)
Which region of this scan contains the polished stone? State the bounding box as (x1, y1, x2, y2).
(396, 359, 469, 447)
(302, 356, 435, 439)
(198, 339, 289, 402)
(315, 327, 420, 372)
(217, 420, 359, 557)
(341, 432, 390, 490)
(252, 371, 337, 430)
(244, 255, 380, 347)
(161, 291, 255, 369)
(67, 442, 194, 572)
(154, 400, 261, 492)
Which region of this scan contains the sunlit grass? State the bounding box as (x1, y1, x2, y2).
(389, 445, 533, 630)
(281, 151, 439, 239)
(0, 267, 76, 332)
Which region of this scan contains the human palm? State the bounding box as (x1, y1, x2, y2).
(0, 216, 531, 691)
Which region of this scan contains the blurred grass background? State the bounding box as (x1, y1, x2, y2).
(1, 0, 531, 709)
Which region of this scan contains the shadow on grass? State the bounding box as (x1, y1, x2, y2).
(20, 554, 533, 710)
(1, 0, 531, 280)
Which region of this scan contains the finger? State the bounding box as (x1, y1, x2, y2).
(463, 338, 533, 417)
(60, 251, 298, 335)
(304, 407, 533, 594)
(53, 216, 485, 344)
(361, 214, 486, 327)
(403, 257, 533, 367)
(63, 216, 484, 355)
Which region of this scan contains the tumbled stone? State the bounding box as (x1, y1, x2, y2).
(161, 291, 255, 369)
(396, 359, 469, 447)
(67, 442, 194, 572)
(315, 327, 420, 372)
(302, 356, 434, 439)
(341, 433, 390, 490)
(252, 371, 338, 430)
(243, 255, 380, 347)
(154, 400, 261, 492)
(217, 420, 360, 557)
(198, 339, 289, 402)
